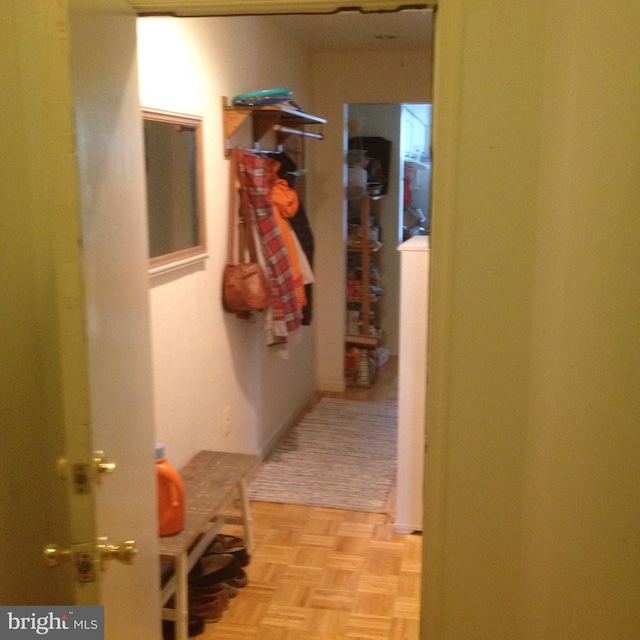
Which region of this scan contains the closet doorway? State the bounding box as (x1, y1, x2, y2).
(345, 102, 432, 374)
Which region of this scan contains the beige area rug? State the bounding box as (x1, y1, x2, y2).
(249, 397, 397, 513)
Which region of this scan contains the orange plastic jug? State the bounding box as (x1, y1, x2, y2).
(155, 444, 185, 536)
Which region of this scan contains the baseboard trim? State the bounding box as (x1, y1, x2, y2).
(258, 389, 320, 462)
(395, 523, 423, 534)
(317, 378, 346, 393)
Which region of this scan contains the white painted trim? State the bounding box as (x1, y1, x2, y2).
(395, 523, 421, 534)
(129, 0, 437, 17)
(148, 251, 208, 277)
(316, 378, 347, 393)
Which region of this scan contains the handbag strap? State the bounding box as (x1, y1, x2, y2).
(238, 175, 260, 263)
(228, 149, 239, 264)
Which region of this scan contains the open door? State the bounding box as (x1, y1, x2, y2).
(1, 2, 160, 638)
(69, 3, 161, 637)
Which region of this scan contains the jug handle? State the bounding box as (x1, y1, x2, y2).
(157, 464, 182, 507)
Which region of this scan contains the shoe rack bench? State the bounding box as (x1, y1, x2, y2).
(158, 450, 259, 640)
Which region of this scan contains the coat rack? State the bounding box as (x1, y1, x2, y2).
(222, 96, 326, 156)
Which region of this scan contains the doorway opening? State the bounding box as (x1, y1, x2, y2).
(344, 103, 432, 382)
(136, 6, 434, 633)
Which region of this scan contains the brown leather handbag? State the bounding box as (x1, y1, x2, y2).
(223, 149, 270, 314)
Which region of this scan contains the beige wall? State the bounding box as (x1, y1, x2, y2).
(137, 16, 318, 466)
(424, 2, 640, 638)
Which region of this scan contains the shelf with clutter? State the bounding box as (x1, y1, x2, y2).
(344, 190, 385, 388)
(344, 137, 392, 387)
(222, 89, 326, 156)
(345, 194, 384, 346)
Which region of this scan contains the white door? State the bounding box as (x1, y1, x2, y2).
(68, 2, 161, 638)
(0, 2, 160, 638)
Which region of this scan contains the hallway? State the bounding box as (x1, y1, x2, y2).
(202, 358, 422, 639)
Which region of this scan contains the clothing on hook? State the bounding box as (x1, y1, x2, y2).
(237, 150, 302, 338)
(265, 157, 307, 308)
(275, 152, 315, 325)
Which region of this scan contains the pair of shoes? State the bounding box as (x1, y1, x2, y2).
(190, 584, 229, 609)
(189, 554, 240, 587)
(161, 615, 205, 639)
(191, 581, 237, 600)
(204, 534, 250, 568)
(221, 567, 248, 589)
(189, 553, 248, 591)
(188, 591, 226, 623)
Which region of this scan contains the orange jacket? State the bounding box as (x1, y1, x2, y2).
(267, 159, 307, 307)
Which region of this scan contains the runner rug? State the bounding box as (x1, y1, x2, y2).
(249, 397, 397, 513)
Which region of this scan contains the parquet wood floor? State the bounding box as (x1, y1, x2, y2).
(202, 358, 421, 639)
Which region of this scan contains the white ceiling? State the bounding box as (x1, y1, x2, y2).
(263, 8, 433, 52)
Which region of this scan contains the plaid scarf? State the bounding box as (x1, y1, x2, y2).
(238, 150, 301, 335)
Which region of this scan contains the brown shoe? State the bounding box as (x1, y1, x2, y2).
(189, 553, 241, 588)
(188, 592, 226, 623)
(204, 534, 250, 567)
(190, 582, 237, 600)
(221, 567, 248, 589)
(189, 585, 229, 610)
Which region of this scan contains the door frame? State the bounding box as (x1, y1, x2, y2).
(128, 0, 431, 17)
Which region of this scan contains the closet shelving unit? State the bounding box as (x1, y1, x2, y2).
(222, 97, 326, 155)
(345, 191, 384, 349)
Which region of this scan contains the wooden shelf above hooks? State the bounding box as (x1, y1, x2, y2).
(222, 96, 326, 156)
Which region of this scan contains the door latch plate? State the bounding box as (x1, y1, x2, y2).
(72, 463, 91, 494)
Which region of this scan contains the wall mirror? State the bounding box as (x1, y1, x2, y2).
(143, 110, 206, 270)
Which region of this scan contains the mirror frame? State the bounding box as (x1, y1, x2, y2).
(143, 109, 207, 271)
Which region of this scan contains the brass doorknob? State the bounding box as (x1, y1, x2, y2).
(96, 537, 138, 570)
(44, 538, 137, 575)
